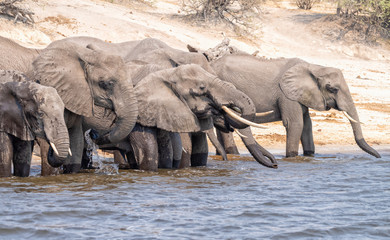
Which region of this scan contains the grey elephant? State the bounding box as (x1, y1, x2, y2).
(210, 54, 381, 159)
(86, 64, 260, 171)
(0, 70, 70, 177)
(0, 36, 138, 174)
(47, 36, 214, 73)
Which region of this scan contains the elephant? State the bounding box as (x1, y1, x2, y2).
(84, 64, 260, 171)
(0, 36, 40, 79)
(0, 36, 139, 174)
(210, 54, 381, 159)
(0, 70, 70, 177)
(46, 36, 214, 74)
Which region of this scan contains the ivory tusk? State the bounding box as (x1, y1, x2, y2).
(342, 111, 358, 123)
(182, 147, 187, 154)
(234, 129, 248, 138)
(222, 106, 267, 129)
(50, 142, 59, 156)
(255, 110, 274, 117)
(68, 148, 72, 156)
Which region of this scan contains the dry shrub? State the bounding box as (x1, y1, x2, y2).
(296, 0, 316, 10)
(180, 0, 263, 37)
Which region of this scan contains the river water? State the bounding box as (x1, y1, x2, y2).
(0, 149, 389, 239)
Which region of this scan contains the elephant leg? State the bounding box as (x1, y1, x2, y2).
(170, 132, 182, 169)
(301, 108, 315, 156)
(179, 133, 192, 169)
(114, 150, 130, 169)
(157, 130, 173, 169)
(216, 130, 239, 155)
(12, 139, 33, 177)
(36, 138, 60, 176)
(0, 133, 13, 177)
(126, 148, 138, 169)
(238, 127, 278, 168)
(129, 124, 158, 171)
(280, 100, 304, 158)
(191, 132, 208, 167)
(63, 116, 83, 174)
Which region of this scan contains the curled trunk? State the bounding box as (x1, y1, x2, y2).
(105, 82, 138, 143)
(346, 107, 381, 158)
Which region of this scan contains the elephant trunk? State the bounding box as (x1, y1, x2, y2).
(106, 82, 138, 143)
(205, 129, 228, 161)
(345, 106, 381, 158)
(47, 135, 70, 168)
(210, 78, 256, 129)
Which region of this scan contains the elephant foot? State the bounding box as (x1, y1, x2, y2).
(303, 151, 315, 157)
(286, 151, 298, 158)
(62, 164, 81, 174)
(191, 153, 208, 167)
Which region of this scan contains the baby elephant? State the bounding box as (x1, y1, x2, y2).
(0, 70, 70, 177)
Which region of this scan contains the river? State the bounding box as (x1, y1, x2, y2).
(0, 149, 389, 239)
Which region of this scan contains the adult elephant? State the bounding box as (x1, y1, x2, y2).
(30, 40, 138, 173)
(211, 54, 381, 158)
(0, 70, 70, 177)
(86, 64, 262, 171)
(47, 36, 214, 73)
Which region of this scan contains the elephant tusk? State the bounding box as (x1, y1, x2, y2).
(255, 110, 274, 117)
(234, 129, 248, 138)
(222, 106, 267, 129)
(342, 111, 358, 123)
(50, 142, 59, 156)
(68, 148, 73, 156)
(182, 147, 187, 154)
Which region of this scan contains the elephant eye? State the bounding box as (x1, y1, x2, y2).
(98, 80, 115, 91)
(326, 84, 339, 94)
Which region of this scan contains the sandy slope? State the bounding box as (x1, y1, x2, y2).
(0, 0, 389, 156)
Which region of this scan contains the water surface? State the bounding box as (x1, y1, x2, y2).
(0, 150, 389, 239)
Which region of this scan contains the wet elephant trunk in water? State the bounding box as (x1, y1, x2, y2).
(345, 106, 381, 158)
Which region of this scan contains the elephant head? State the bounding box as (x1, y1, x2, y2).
(0, 71, 70, 166)
(33, 41, 138, 144)
(279, 61, 381, 158)
(135, 64, 257, 132)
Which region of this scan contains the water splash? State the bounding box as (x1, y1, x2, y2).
(84, 129, 119, 175)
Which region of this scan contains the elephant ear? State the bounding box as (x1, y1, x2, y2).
(33, 43, 93, 117)
(279, 62, 326, 111)
(0, 82, 34, 141)
(135, 72, 202, 132)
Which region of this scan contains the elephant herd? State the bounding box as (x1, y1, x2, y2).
(0, 35, 381, 177)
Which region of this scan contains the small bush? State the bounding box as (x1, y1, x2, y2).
(296, 0, 316, 10)
(181, 0, 263, 36)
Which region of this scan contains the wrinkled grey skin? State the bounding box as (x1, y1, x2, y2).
(0, 70, 69, 177)
(212, 54, 381, 159)
(60, 36, 229, 168)
(0, 36, 138, 174)
(48, 36, 214, 74)
(0, 36, 40, 79)
(86, 64, 257, 171)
